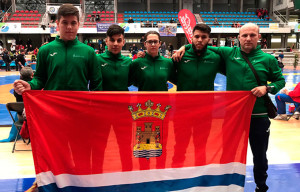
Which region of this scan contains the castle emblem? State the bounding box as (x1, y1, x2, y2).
(128, 100, 171, 159)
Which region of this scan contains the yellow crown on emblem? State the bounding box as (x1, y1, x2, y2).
(128, 100, 171, 120)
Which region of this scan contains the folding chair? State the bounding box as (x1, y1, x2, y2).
(287, 105, 300, 121)
(6, 102, 30, 153)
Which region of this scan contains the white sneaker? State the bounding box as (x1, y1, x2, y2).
(294, 111, 300, 120)
(274, 114, 287, 120)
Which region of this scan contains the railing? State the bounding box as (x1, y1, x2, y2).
(273, 9, 288, 25)
(0, 5, 12, 23)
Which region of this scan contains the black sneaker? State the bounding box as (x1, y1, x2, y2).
(255, 186, 269, 192)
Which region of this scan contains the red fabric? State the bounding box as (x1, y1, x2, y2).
(288, 82, 300, 103)
(178, 9, 196, 44)
(20, 120, 30, 139)
(23, 91, 255, 176)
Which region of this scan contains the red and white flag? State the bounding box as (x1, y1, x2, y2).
(178, 9, 197, 43)
(23, 91, 256, 192)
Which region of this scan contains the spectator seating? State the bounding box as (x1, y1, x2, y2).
(7, 10, 42, 28)
(84, 11, 115, 27)
(123, 11, 179, 23)
(200, 11, 275, 28)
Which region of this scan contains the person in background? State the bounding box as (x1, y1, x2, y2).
(213, 17, 219, 25)
(128, 17, 134, 23)
(168, 42, 174, 55)
(14, 67, 34, 102)
(15, 49, 26, 71)
(278, 51, 284, 62)
(274, 83, 300, 120)
(161, 42, 167, 56)
(3, 50, 11, 71)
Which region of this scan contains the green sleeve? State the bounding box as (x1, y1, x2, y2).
(129, 60, 138, 87)
(127, 60, 133, 87)
(184, 44, 192, 51)
(28, 47, 47, 90)
(168, 59, 176, 84)
(88, 51, 103, 91)
(171, 59, 178, 85)
(268, 56, 285, 94)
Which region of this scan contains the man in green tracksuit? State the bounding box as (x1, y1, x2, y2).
(96, 25, 133, 172)
(172, 23, 222, 167)
(209, 24, 285, 192)
(97, 24, 132, 91)
(174, 23, 285, 192)
(13, 4, 103, 192)
(174, 23, 222, 91)
(14, 4, 102, 93)
(130, 30, 175, 91)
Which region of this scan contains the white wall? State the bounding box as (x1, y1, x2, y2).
(273, 0, 294, 11)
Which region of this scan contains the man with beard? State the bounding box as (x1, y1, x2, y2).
(174, 23, 222, 91)
(171, 24, 222, 168)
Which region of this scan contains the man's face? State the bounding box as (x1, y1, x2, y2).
(105, 34, 125, 55)
(238, 26, 261, 53)
(56, 15, 79, 41)
(144, 34, 161, 56)
(191, 30, 210, 51)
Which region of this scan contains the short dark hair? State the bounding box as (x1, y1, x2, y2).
(106, 24, 125, 38)
(193, 23, 211, 35)
(145, 31, 160, 41)
(57, 4, 79, 22)
(20, 49, 25, 53)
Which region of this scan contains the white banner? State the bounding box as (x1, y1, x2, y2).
(0, 23, 22, 33)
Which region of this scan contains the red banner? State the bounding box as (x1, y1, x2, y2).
(178, 9, 197, 43)
(23, 91, 256, 192)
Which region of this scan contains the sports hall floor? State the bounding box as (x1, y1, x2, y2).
(0, 67, 299, 192)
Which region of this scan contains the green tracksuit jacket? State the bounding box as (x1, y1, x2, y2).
(29, 36, 102, 91)
(130, 52, 175, 91)
(97, 51, 132, 91)
(174, 47, 222, 91)
(185, 44, 285, 117)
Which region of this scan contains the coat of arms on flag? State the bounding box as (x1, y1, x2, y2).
(129, 100, 171, 159)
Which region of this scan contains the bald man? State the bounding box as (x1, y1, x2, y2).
(174, 23, 285, 192)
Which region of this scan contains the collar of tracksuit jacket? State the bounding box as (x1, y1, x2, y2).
(145, 51, 160, 61)
(239, 45, 262, 57)
(55, 36, 79, 46)
(103, 50, 122, 59)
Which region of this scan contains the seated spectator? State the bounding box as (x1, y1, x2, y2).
(95, 15, 100, 22)
(128, 17, 134, 23)
(91, 14, 95, 22)
(170, 18, 175, 23)
(145, 20, 151, 27)
(270, 50, 276, 56)
(231, 22, 236, 28)
(278, 51, 284, 62)
(274, 83, 300, 120)
(13, 67, 34, 102)
(265, 15, 270, 21)
(236, 22, 241, 28)
(213, 17, 219, 25)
